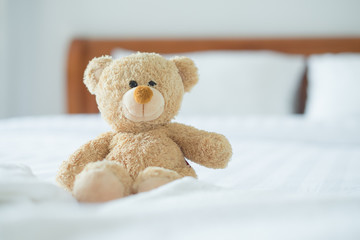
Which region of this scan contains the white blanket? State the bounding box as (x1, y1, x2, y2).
(1, 115, 360, 240)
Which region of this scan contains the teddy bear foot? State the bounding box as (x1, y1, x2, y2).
(73, 160, 133, 203)
(133, 167, 182, 193)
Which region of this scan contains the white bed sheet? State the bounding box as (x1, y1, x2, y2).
(1, 114, 360, 240)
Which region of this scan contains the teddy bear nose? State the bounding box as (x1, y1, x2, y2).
(133, 86, 154, 104)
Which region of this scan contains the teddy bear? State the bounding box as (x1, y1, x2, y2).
(56, 52, 232, 202)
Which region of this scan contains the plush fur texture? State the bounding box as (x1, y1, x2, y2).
(56, 52, 232, 202)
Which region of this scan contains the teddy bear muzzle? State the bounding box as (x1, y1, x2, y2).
(122, 86, 165, 122)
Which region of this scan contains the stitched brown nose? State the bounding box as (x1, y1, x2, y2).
(134, 86, 153, 104)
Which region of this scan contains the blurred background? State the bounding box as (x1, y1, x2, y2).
(0, 0, 359, 119)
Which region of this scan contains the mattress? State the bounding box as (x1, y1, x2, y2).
(1, 114, 360, 240)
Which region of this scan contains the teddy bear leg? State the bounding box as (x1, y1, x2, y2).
(132, 167, 182, 193)
(73, 160, 133, 203)
(174, 165, 198, 178)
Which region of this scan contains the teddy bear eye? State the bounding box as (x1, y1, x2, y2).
(129, 80, 138, 88)
(148, 80, 157, 87)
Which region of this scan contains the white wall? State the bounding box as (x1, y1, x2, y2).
(0, 0, 9, 118)
(2, 0, 360, 118)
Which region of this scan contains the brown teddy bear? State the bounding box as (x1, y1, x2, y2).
(56, 53, 232, 202)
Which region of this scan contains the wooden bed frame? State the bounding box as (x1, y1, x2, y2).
(67, 38, 360, 114)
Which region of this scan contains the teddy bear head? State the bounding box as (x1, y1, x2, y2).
(84, 53, 198, 132)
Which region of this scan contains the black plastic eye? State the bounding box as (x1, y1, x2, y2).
(129, 80, 138, 88)
(148, 80, 157, 87)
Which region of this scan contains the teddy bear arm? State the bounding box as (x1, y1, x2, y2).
(56, 131, 115, 191)
(167, 123, 232, 169)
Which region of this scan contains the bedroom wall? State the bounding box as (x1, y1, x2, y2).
(0, 0, 9, 118)
(2, 0, 360, 118)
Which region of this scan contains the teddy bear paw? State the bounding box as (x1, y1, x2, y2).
(73, 168, 126, 203)
(132, 167, 182, 193)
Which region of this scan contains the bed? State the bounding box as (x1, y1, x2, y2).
(1, 38, 360, 240)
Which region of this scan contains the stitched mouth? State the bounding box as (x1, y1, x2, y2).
(124, 103, 164, 121)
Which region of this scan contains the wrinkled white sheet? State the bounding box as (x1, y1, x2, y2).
(1, 114, 360, 240)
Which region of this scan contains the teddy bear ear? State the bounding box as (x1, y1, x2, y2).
(84, 56, 113, 94)
(170, 56, 199, 92)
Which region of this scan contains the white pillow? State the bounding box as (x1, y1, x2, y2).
(306, 53, 360, 120)
(112, 49, 305, 116)
(111, 48, 136, 59)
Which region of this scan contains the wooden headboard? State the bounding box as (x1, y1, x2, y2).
(67, 38, 360, 114)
